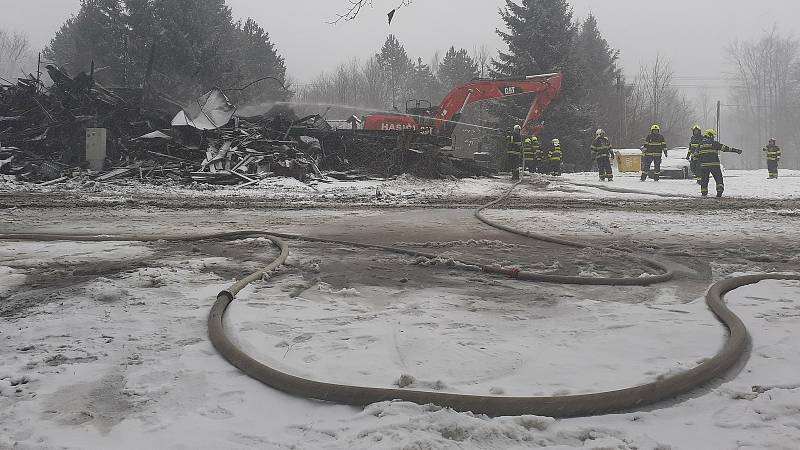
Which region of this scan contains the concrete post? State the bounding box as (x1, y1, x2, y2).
(86, 128, 107, 171)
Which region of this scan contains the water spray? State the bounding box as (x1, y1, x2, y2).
(270, 100, 506, 134)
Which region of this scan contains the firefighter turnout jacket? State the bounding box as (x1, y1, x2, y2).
(507, 133, 523, 159)
(763, 144, 782, 161)
(549, 143, 563, 161)
(591, 136, 613, 160)
(643, 133, 667, 157)
(698, 137, 741, 168)
(522, 138, 539, 162)
(687, 134, 703, 159)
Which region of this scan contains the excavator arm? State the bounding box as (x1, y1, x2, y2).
(362, 73, 562, 138)
(433, 73, 562, 137)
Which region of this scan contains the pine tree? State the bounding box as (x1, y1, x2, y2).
(45, 0, 289, 103)
(438, 46, 479, 89)
(492, 0, 592, 170)
(375, 35, 410, 109)
(44, 0, 128, 83)
(230, 18, 288, 103)
(574, 14, 622, 135)
(405, 57, 442, 104)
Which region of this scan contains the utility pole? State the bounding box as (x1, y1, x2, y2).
(616, 75, 623, 144)
(36, 52, 41, 94)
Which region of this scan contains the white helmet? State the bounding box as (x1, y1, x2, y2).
(552, 138, 560, 145)
(596, 129, 605, 137)
(513, 124, 521, 131)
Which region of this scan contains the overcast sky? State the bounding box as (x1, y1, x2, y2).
(2, 0, 797, 97)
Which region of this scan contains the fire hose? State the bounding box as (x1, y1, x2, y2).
(2, 182, 797, 417)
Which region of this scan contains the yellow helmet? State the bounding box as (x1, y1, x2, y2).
(691, 124, 701, 132)
(705, 129, 717, 138)
(650, 124, 661, 132)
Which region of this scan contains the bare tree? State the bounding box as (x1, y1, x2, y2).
(331, 0, 413, 24)
(429, 50, 441, 77)
(296, 57, 390, 118)
(640, 55, 673, 124)
(622, 56, 696, 147)
(362, 56, 389, 108)
(471, 45, 490, 79)
(695, 90, 714, 126)
(726, 28, 799, 168)
(0, 29, 32, 80)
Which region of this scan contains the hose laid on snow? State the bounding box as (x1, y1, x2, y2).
(2, 183, 794, 417)
(208, 271, 799, 417)
(475, 180, 674, 284)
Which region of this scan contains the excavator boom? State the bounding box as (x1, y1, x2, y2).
(434, 73, 562, 136)
(363, 73, 562, 137)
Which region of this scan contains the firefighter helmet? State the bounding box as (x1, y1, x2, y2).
(552, 138, 560, 145)
(531, 136, 539, 142)
(650, 124, 661, 132)
(769, 137, 776, 143)
(513, 125, 521, 131)
(692, 124, 701, 132)
(705, 129, 717, 138)
(596, 128, 605, 137)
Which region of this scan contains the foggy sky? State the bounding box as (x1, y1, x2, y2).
(2, 0, 798, 95)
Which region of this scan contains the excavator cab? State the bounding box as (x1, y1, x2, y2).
(405, 99, 437, 130)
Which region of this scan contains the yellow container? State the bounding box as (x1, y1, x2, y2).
(615, 151, 642, 173)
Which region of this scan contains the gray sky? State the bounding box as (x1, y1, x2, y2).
(2, 0, 797, 96)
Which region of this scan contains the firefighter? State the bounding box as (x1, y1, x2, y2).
(549, 138, 563, 176)
(522, 135, 540, 174)
(591, 129, 614, 181)
(698, 129, 742, 197)
(506, 125, 523, 180)
(687, 125, 703, 183)
(534, 137, 547, 173)
(763, 138, 782, 179)
(641, 124, 668, 181)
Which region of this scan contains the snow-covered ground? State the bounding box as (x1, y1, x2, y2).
(2, 168, 798, 207)
(1, 234, 799, 449)
(1, 169, 799, 449)
(558, 169, 800, 200)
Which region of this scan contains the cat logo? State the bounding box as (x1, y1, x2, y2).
(502, 86, 522, 96)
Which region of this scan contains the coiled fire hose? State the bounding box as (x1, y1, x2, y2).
(2, 182, 797, 417)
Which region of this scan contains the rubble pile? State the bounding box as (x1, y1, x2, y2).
(1, 67, 493, 186)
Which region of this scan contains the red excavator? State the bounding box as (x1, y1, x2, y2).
(363, 72, 562, 137)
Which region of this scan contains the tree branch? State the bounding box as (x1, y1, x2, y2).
(329, 0, 413, 24)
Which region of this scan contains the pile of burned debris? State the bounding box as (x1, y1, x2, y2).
(1, 66, 493, 185)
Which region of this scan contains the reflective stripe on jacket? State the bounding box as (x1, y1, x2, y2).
(688, 134, 703, 159)
(549, 145, 562, 161)
(643, 133, 667, 157)
(590, 136, 612, 160)
(698, 137, 737, 168)
(507, 134, 523, 156)
(522, 138, 540, 161)
(763, 145, 781, 161)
